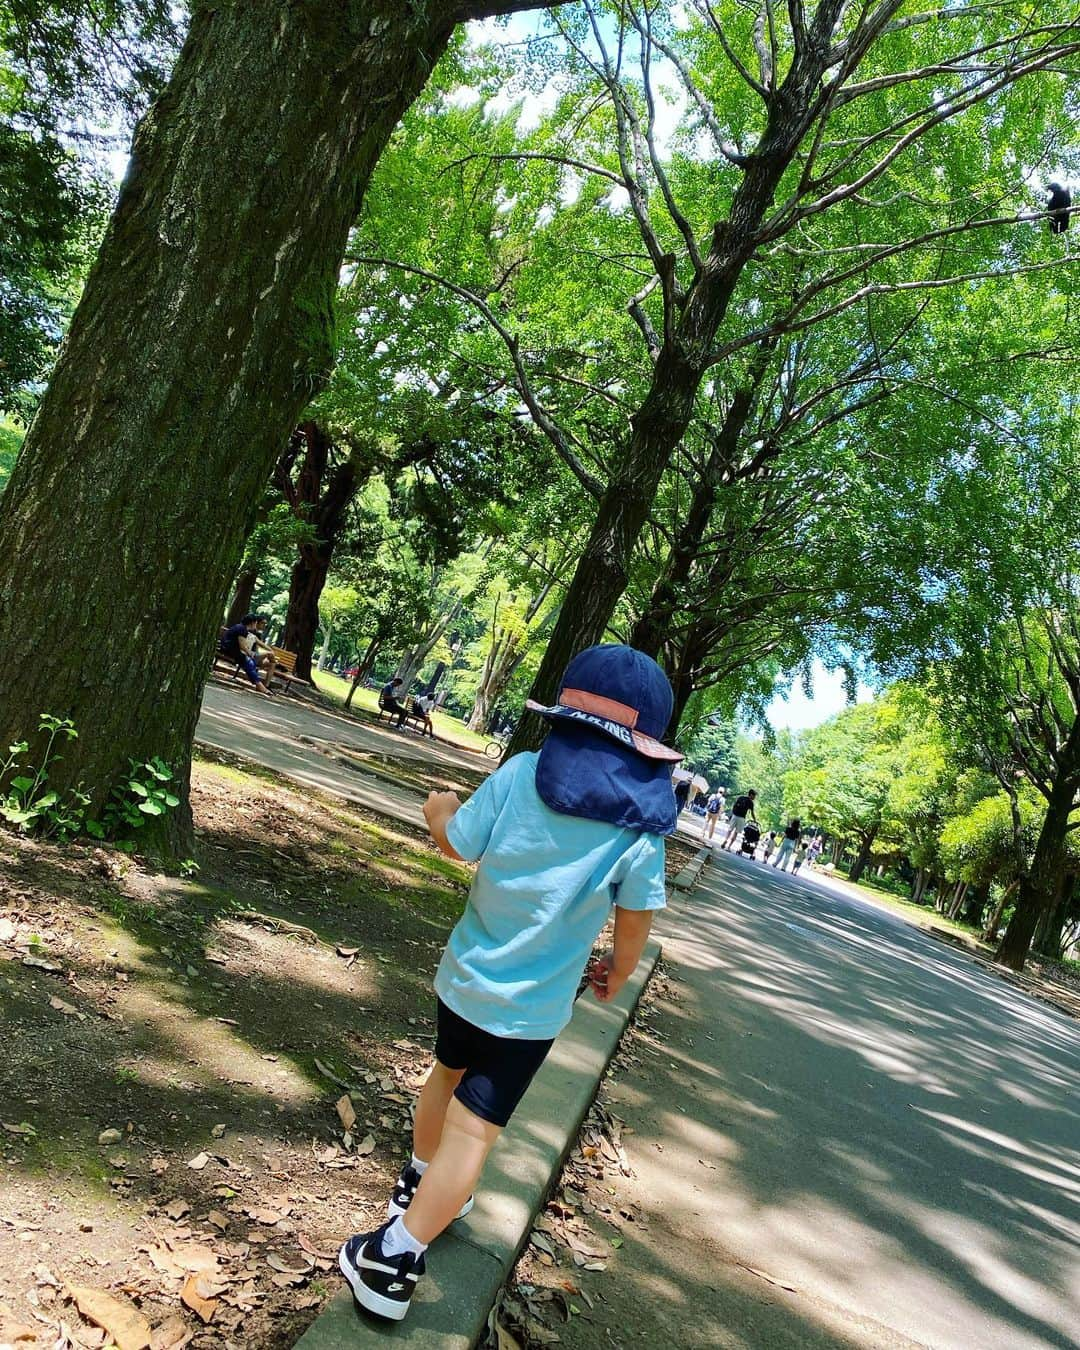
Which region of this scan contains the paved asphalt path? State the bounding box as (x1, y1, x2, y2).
(559, 848, 1079, 1350)
(190, 697, 1079, 1345)
(195, 683, 486, 829)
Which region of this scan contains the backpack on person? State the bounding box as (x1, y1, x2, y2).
(706, 794, 722, 815)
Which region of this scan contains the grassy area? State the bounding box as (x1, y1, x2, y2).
(830, 869, 988, 946)
(312, 670, 493, 754)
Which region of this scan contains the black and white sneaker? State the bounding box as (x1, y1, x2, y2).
(387, 1163, 474, 1222)
(339, 1224, 424, 1322)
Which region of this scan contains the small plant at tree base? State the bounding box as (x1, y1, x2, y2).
(1, 718, 181, 849)
(0, 714, 86, 839)
(88, 757, 181, 851)
(179, 858, 200, 878)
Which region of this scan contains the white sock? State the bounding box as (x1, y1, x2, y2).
(380, 1215, 427, 1258)
(410, 1153, 429, 1176)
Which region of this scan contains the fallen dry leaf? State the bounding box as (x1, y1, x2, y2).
(335, 946, 359, 958)
(491, 1312, 523, 1350)
(34, 1265, 61, 1290)
(335, 1094, 356, 1132)
(171, 1242, 219, 1276)
(312, 1059, 351, 1090)
(205, 1210, 229, 1232)
(68, 1284, 151, 1350)
(266, 1253, 312, 1275)
(49, 995, 81, 1017)
(22, 955, 61, 973)
(210, 1124, 226, 1139)
(186, 1152, 210, 1171)
(527, 1321, 561, 1346)
(298, 1234, 336, 1261)
(164, 1199, 190, 1221)
(97, 1129, 122, 1146)
(356, 1133, 376, 1157)
(149, 1314, 192, 1350)
(0, 1311, 36, 1344)
(244, 1207, 285, 1226)
(2, 1122, 36, 1137)
(180, 1275, 218, 1325)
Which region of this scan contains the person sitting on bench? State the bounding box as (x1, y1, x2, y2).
(411, 692, 436, 738)
(220, 614, 273, 696)
(380, 677, 409, 727)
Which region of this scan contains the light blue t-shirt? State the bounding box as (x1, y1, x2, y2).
(436, 751, 666, 1040)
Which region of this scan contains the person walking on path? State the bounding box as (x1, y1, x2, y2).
(337, 644, 681, 1322)
(703, 789, 725, 840)
(720, 789, 757, 850)
(762, 830, 777, 864)
(772, 818, 802, 871)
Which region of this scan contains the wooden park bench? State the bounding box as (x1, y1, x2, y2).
(267, 646, 299, 695)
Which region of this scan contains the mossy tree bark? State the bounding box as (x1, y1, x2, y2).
(0, 0, 553, 851)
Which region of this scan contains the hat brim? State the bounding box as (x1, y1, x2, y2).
(526, 700, 683, 762)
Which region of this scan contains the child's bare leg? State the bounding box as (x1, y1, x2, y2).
(404, 1098, 500, 1244)
(412, 1060, 465, 1162)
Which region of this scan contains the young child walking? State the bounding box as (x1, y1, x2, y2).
(338, 645, 681, 1321)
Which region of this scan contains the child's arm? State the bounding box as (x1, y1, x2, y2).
(424, 790, 464, 861)
(590, 906, 655, 1003)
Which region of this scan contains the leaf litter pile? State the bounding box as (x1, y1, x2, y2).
(0, 755, 469, 1348)
(485, 967, 679, 1350)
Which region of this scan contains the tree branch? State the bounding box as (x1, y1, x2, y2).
(349, 254, 604, 499)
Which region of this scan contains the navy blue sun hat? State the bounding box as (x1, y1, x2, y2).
(527, 645, 683, 835)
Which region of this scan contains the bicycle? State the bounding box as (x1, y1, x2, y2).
(484, 734, 508, 760)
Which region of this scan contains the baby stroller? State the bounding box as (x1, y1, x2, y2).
(739, 821, 761, 859)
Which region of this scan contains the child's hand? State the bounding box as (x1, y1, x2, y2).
(588, 952, 625, 1003)
(423, 789, 461, 826)
(423, 790, 464, 861)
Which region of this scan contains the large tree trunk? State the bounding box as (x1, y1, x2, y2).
(0, 0, 482, 849)
(504, 11, 846, 759)
(1033, 874, 1073, 959)
(667, 656, 698, 739)
(997, 759, 1079, 970)
(629, 356, 769, 662)
(983, 879, 1017, 940)
(848, 827, 878, 883)
(225, 566, 259, 627)
(279, 422, 368, 683)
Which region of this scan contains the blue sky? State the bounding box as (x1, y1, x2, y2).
(765, 660, 874, 732)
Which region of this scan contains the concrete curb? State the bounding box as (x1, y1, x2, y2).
(293, 939, 663, 1349)
(670, 845, 712, 892)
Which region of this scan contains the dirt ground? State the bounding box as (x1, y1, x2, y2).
(0, 753, 696, 1350)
